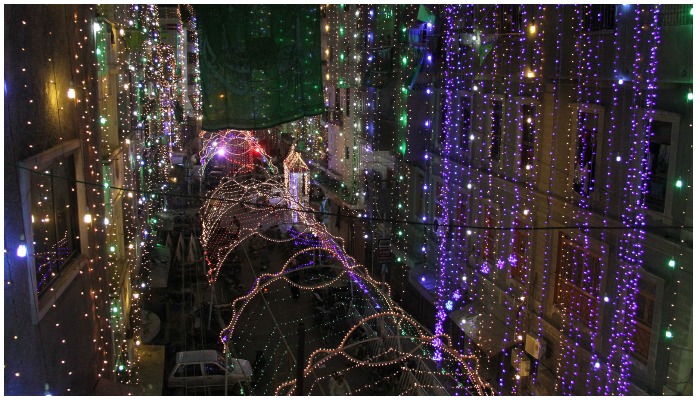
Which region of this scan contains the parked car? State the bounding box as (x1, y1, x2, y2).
(167, 350, 252, 392)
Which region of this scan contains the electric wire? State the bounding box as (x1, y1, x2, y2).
(10, 162, 692, 233)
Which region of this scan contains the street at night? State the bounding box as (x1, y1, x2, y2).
(4, 4, 693, 396)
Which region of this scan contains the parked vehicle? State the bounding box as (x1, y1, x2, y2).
(167, 350, 252, 392)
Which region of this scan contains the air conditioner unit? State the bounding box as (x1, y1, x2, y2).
(511, 348, 531, 377)
(525, 334, 546, 360)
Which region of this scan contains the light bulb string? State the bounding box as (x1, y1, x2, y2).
(10, 161, 692, 233)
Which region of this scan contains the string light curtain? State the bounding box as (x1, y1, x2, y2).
(193, 5, 325, 130)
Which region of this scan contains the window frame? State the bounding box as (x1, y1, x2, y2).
(569, 103, 605, 200)
(553, 232, 607, 328)
(514, 97, 538, 177)
(630, 271, 664, 368)
(641, 109, 681, 221)
(480, 202, 499, 266)
(510, 218, 530, 285)
(18, 139, 90, 323)
(458, 92, 472, 151)
(486, 94, 505, 165)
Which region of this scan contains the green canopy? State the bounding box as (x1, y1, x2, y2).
(194, 5, 325, 130)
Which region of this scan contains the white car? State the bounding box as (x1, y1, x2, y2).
(167, 350, 252, 392)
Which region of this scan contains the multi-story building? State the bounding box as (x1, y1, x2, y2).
(4, 4, 199, 394)
(319, 4, 692, 396)
(5, 3, 692, 396)
(4, 5, 115, 395)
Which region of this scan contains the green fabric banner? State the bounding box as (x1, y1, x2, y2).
(194, 5, 324, 130)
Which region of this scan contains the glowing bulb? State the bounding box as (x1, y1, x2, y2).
(668, 259, 676, 268)
(665, 329, 673, 339)
(616, 154, 622, 162)
(83, 209, 92, 224)
(67, 81, 75, 99)
(523, 209, 530, 215)
(618, 78, 624, 85)
(103, 217, 109, 225)
(93, 22, 101, 32)
(603, 295, 609, 303)
(675, 179, 683, 188)
(119, 28, 125, 36)
(529, 24, 536, 34)
(687, 91, 693, 101)
(16, 235, 27, 258)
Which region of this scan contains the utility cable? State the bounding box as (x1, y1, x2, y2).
(10, 162, 692, 233)
(12, 161, 693, 233)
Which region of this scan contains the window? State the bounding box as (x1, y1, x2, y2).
(511, 219, 528, 283)
(573, 111, 599, 196)
(434, 181, 445, 229)
(499, 5, 524, 34)
(415, 174, 424, 220)
(520, 104, 535, 170)
(481, 207, 497, 264)
(554, 234, 602, 326)
(646, 119, 672, 213)
(204, 363, 226, 376)
(345, 88, 351, 116)
(174, 365, 185, 377)
(632, 277, 656, 363)
(490, 99, 503, 161)
(459, 95, 471, 149)
(438, 94, 448, 145)
(19, 140, 87, 322)
(185, 364, 203, 377)
(583, 5, 616, 32)
(29, 155, 80, 295)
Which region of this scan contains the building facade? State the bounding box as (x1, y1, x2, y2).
(4, 4, 200, 394)
(318, 4, 692, 396)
